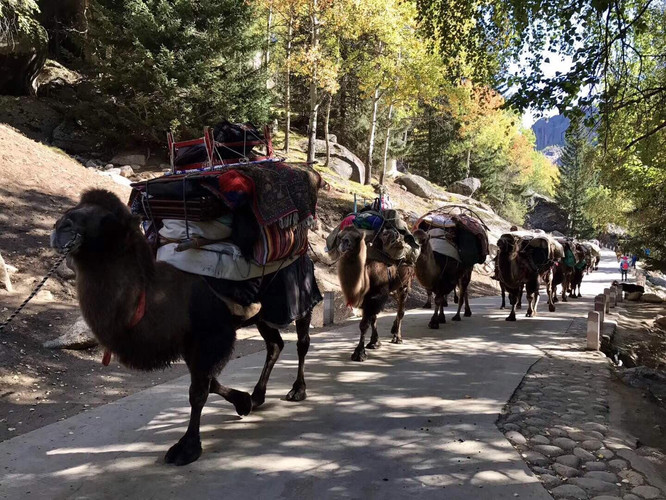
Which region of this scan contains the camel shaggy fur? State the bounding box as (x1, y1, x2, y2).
(51, 189, 317, 465)
(413, 229, 473, 329)
(337, 226, 413, 361)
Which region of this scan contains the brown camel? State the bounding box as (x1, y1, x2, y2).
(496, 233, 554, 321)
(552, 239, 585, 302)
(413, 229, 473, 329)
(337, 226, 413, 361)
(51, 189, 320, 465)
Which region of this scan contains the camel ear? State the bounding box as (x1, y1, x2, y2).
(413, 229, 428, 245)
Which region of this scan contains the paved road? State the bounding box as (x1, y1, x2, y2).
(0, 252, 619, 499)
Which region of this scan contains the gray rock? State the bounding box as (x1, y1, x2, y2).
(308, 140, 365, 183)
(395, 174, 448, 201)
(0, 252, 13, 292)
(533, 466, 553, 475)
(534, 444, 565, 457)
(556, 455, 581, 468)
(503, 423, 521, 432)
(584, 471, 618, 483)
(570, 478, 619, 495)
(623, 495, 642, 500)
(582, 423, 608, 434)
(618, 470, 644, 486)
(85, 159, 100, 169)
(552, 463, 581, 478)
(607, 459, 628, 471)
(505, 430, 527, 445)
(548, 427, 569, 438)
(531, 435, 551, 445)
(540, 474, 562, 488)
(585, 462, 608, 471)
(522, 450, 550, 466)
(52, 120, 100, 154)
(111, 152, 146, 166)
(448, 177, 481, 197)
(582, 440, 604, 451)
(553, 437, 578, 451)
(590, 496, 623, 500)
(328, 134, 338, 144)
(551, 484, 588, 499)
(43, 316, 98, 350)
(597, 449, 615, 459)
(626, 291, 642, 301)
(640, 293, 663, 304)
(104, 163, 115, 170)
(630, 486, 663, 499)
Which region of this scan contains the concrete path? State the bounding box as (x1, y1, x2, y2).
(0, 253, 617, 500)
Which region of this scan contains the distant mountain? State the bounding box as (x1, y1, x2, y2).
(532, 115, 570, 151)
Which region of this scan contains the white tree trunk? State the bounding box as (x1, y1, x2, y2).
(380, 102, 394, 185)
(365, 86, 380, 185)
(306, 0, 320, 164)
(324, 93, 332, 167)
(284, 16, 293, 153)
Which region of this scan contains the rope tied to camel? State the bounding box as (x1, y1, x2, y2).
(0, 234, 80, 333)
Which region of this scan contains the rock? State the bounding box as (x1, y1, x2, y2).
(582, 439, 604, 451)
(531, 435, 550, 445)
(540, 474, 562, 488)
(0, 20, 47, 95)
(306, 139, 365, 183)
(582, 422, 608, 434)
(585, 461, 608, 471)
(640, 293, 663, 304)
(552, 463, 581, 478)
(395, 174, 446, 200)
(607, 459, 628, 471)
(570, 478, 619, 495)
(52, 120, 101, 154)
(119, 165, 135, 178)
(534, 444, 565, 457)
(627, 291, 642, 301)
(522, 450, 550, 466)
(553, 437, 578, 451)
(654, 316, 666, 331)
(55, 260, 75, 280)
(111, 152, 147, 166)
(574, 447, 598, 461)
(505, 430, 527, 445)
(35, 290, 53, 302)
(43, 317, 98, 350)
(596, 448, 614, 459)
(104, 163, 115, 170)
(448, 177, 481, 197)
(97, 170, 132, 187)
(0, 252, 13, 292)
(623, 495, 642, 500)
(584, 471, 618, 483)
(556, 455, 581, 468)
(85, 159, 100, 169)
(328, 134, 338, 144)
(551, 484, 588, 499)
(631, 486, 663, 499)
(589, 497, 623, 500)
(618, 470, 644, 486)
(524, 191, 569, 234)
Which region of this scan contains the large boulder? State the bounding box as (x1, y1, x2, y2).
(641, 293, 663, 304)
(524, 191, 569, 234)
(395, 174, 448, 201)
(52, 120, 101, 154)
(0, 18, 47, 95)
(111, 152, 147, 167)
(626, 291, 642, 301)
(448, 177, 481, 197)
(301, 138, 365, 184)
(0, 252, 13, 292)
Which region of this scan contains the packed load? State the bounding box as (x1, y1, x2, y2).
(500, 230, 564, 273)
(413, 206, 490, 267)
(325, 199, 420, 265)
(127, 123, 323, 326)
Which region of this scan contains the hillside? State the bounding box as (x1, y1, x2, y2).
(0, 126, 512, 442)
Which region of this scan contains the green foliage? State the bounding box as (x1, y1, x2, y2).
(0, 0, 47, 46)
(87, 0, 271, 144)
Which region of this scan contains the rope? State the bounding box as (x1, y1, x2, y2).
(0, 234, 79, 333)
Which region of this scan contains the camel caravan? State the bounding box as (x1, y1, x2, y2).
(49, 122, 601, 465)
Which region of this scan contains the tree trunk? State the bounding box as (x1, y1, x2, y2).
(465, 148, 471, 178)
(306, 0, 319, 164)
(284, 15, 293, 153)
(365, 85, 381, 185)
(324, 93, 332, 167)
(264, 7, 273, 69)
(380, 102, 394, 185)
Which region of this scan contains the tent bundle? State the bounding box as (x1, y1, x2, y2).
(414, 207, 490, 267)
(129, 160, 322, 281)
(501, 230, 564, 273)
(326, 206, 420, 265)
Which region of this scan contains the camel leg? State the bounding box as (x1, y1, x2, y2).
(453, 289, 459, 304)
(351, 315, 369, 362)
(437, 302, 445, 322)
(391, 289, 407, 344)
(286, 312, 311, 402)
(506, 291, 517, 321)
(463, 270, 472, 317)
(165, 371, 210, 465)
(443, 294, 449, 307)
(500, 282, 506, 309)
(250, 321, 285, 409)
(516, 284, 524, 310)
(526, 278, 539, 317)
(210, 378, 252, 416)
(429, 294, 444, 329)
(367, 314, 382, 349)
(548, 280, 556, 312)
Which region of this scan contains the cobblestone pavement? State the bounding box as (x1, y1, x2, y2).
(498, 318, 666, 500)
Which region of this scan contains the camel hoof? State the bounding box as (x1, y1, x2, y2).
(286, 383, 307, 402)
(366, 341, 382, 349)
(165, 437, 202, 466)
(351, 349, 367, 362)
(548, 304, 556, 312)
(452, 314, 461, 322)
(464, 310, 472, 317)
(516, 305, 522, 310)
(438, 313, 446, 322)
(390, 336, 403, 344)
(553, 297, 559, 303)
(428, 320, 439, 330)
(230, 390, 252, 415)
(506, 315, 516, 322)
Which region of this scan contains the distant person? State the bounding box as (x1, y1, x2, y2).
(620, 256, 629, 281)
(510, 225, 518, 231)
(631, 254, 638, 268)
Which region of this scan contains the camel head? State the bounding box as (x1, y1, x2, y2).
(413, 229, 429, 247)
(337, 226, 365, 255)
(497, 234, 520, 260)
(51, 189, 139, 256)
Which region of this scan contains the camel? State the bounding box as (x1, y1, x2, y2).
(413, 229, 473, 329)
(51, 189, 320, 465)
(552, 239, 585, 302)
(337, 226, 414, 361)
(496, 233, 558, 321)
